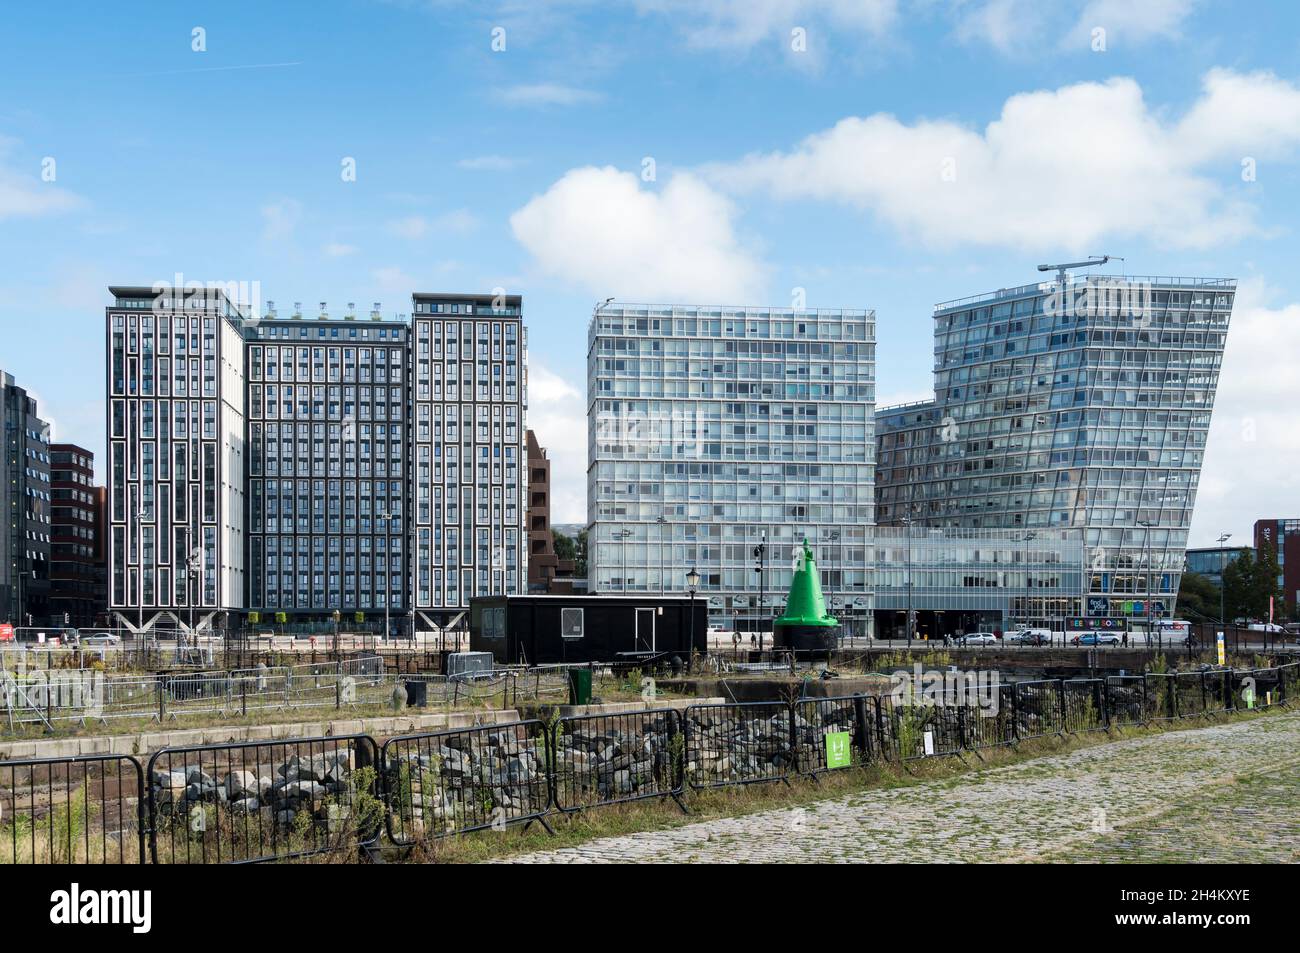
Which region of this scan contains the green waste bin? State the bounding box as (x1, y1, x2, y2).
(568, 667, 592, 705)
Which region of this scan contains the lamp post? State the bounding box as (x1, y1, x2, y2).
(379, 511, 392, 642)
(902, 517, 915, 647)
(615, 528, 633, 593)
(753, 530, 767, 651)
(1216, 532, 1232, 627)
(656, 515, 667, 595)
(16, 570, 30, 631)
(1023, 531, 1038, 628)
(686, 566, 700, 661)
(826, 530, 840, 639)
(1137, 520, 1154, 640)
(135, 506, 151, 636)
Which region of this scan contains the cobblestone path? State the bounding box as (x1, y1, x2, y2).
(503, 711, 1300, 863)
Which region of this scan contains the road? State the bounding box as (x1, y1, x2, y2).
(502, 710, 1300, 863)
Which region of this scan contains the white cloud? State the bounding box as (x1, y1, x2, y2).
(510, 165, 766, 302)
(493, 83, 604, 107)
(387, 210, 478, 239)
(705, 70, 1300, 252)
(0, 138, 83, 220)
(1064, 0, 1196, 49)
(636, 0, 897, 49)
(323, 242, 358, 257)
(953, 0, 1051, 55)
(458, 155, 526, 171)
(260, 198, 302, 242)
(1192, 279, 1300, 546)
(526, 363, 587, 523)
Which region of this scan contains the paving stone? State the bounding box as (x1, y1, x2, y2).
(500, 711, 1300, 864)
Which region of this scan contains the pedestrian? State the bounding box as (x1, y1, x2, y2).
(750, 633, 757, 649)
(1122, 631, 1129, 648)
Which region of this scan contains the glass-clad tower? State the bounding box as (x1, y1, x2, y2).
(588, 302, 876, 635)
(244, 303, 411, 630)
(876, 272, 1234, 623)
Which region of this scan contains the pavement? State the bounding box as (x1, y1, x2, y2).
(501, 709, 1300, 863)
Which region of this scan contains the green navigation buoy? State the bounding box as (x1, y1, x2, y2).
(773, 538, 840, 654)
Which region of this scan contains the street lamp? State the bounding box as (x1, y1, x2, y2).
(379, 511, 393, 641)
(135, 505, 151, 636)
(1216, 532, 1232, 628)
(1023, 531, 1038, 628)
(332, 609, 341, 660)
(615, 528, 633, 593)
(752, 530, 767, 651)
(1138, 520, 1154, 639)
(656, 515, 667, 595)
(826, 530, 840, 638)
(686, 566, 700, 656)
(902, 516, 915, 647)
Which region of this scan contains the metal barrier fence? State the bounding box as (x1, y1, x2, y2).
(1105, 676, 1148, 727)
(793, 695, 877, 774)
(381, 720, 553, 844)
(552, 710, 685, 812)
(4, 666, 1296, 864)
(146, 734, 381, 864)
(1062, 679, 1107, 733)
(1144, 672, 1179, 721)
(1013, 680, 1065, 740)
(1, 753, 145, 864)
(879, 692, 965, 761)
(684, 702, 792, 789)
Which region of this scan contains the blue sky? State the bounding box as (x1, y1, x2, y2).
(1, 0, 1298, 540)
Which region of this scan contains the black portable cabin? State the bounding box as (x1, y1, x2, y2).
(469, 594, 706, 665)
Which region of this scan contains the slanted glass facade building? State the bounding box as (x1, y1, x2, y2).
(587, 302, 876, 635)
(872, 526, 1086, 636)
(876, 273, 1234, 625)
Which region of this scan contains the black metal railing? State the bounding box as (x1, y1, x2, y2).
(1105, 676, 1147, 727)
(146, 734, 380, 864)
(381, 720, 553, 844)
(683, 702, 792, 789)
(1, 753, 145, 864)
(6, 665, 1295, 864)
(552, 710, 686, 812)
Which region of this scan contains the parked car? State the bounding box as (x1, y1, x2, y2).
(1071, 633, 1120, 646)
(1007, 628, 1052, 646)
(79, 632, 122, 647)
(955, 632, 998, 646)
(1247, 622, 1284, 633)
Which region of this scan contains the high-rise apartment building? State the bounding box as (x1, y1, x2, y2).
(587, 302, 876, 635)
(876, 272, 1234, 624)
(105, 286, 247, 631)
(49, 443, 104, 629)
(410, 293, 527, 629)
(526, 429, 558, 593)
(1254, 519, 1300, 610)
(244, 303, 411, 631)
(1, 371, 52, 627)
(108, 287, 529, 633)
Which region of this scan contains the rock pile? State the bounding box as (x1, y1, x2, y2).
(554, 714, 677, 801)
(151, 749, 357, 831)
(389, 727, 549, 835)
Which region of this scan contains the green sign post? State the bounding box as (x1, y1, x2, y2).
(825, 731, 852, 769)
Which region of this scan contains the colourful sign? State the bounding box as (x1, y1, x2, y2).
(0, 623, 13, 641)
(1216, 631, 1225, 666)
(825, 732, 852, 769)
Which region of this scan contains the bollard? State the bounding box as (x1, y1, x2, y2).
(336, 661, 342, 709)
